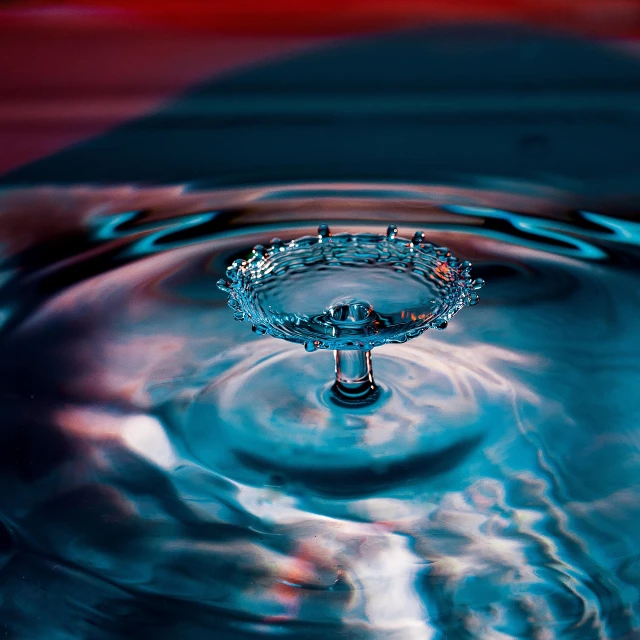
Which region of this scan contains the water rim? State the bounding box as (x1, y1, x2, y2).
(217, 224, 484, 351)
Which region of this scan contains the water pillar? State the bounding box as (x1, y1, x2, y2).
(332, 349, 377, 401)
(328, 299, 378, 404)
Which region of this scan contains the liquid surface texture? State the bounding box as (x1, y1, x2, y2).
(0, 184, 639, 640)
(217, 226, 481, 351)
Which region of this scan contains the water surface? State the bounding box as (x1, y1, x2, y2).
(0, 184, 639, 639)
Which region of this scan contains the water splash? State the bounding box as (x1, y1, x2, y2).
(0, 184, 638, 639)
(217, 224, 482, 352)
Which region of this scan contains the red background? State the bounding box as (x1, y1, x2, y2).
(1, 0, 639, 176)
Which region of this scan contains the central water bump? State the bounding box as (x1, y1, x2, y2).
(328, 299, 374, 325)
(326, 299, 379, 405)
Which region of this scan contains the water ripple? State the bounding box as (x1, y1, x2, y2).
(0, 184, 637, 637)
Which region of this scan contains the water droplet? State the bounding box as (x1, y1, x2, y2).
(468, 293, 480, 305)
(270, 238, 284, 249)
(386, 224, 398, 239)
(304, 341, 317, 352)
(412, 231, 425, 245)
(226, 262, 242, 280)
(462, 260, 472, 269)
(216, 279, 231, 291)
(434, 320, 448, 330)
(318, 224, 331, 238)
(473, 278, 485, 290)
(253, 245, 267, 257)
(252, 325, 267, 335)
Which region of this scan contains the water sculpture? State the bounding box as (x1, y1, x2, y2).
(218, 225, 484, 405)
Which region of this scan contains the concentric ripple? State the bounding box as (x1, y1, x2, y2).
(0, 185, 638, 639)
(182, 340, 517, 495)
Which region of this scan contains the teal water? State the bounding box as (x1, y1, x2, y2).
(0, 184, 638, 639)
(217, 226, 481, 352)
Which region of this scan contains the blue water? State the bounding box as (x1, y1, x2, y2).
(0, 184, 639, 639)
(217, 225, 481, 352)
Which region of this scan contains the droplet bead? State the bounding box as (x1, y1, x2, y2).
(226, 260, 244, 280)
(318, 224, 331, 238)
(412, 231, 425, 245)
(216, 279, 231, 292)
(386, 224, 398, 239)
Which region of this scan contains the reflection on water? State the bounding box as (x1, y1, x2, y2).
(0, 184, 639, 639)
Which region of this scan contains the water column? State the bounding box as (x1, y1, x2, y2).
(328, 299, 379, 403)
(218, 224, 482, 409)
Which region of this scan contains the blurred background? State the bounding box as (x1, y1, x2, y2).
(1, 0, 640, 196)
(2, 3, 640, 640)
